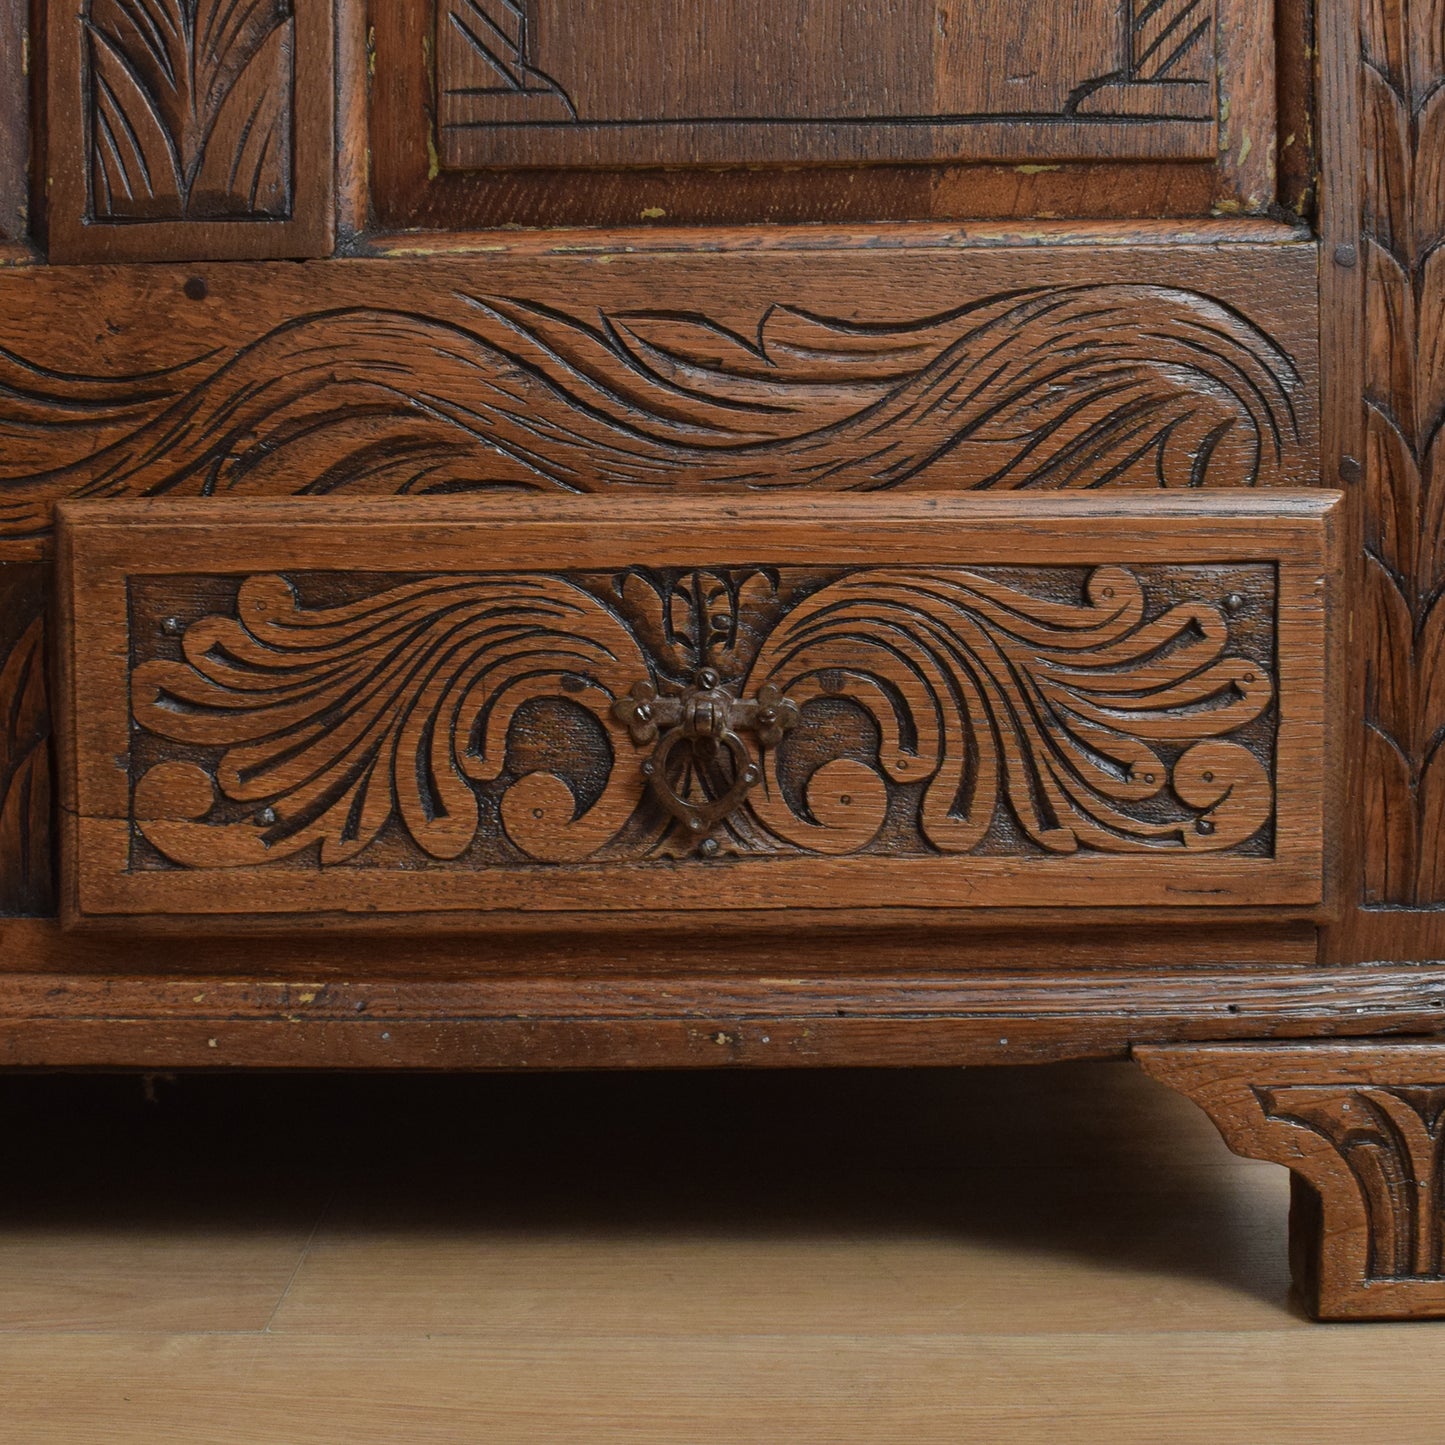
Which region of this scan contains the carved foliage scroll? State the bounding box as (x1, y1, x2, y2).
(1359, 0, 1445, 905)
(0, 285, 1309, 547)
(125, 562, 1278, 872)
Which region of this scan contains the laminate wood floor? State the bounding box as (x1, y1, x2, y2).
(1, 1061, 1439, 1443)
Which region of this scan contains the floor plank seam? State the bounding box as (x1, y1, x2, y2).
(261, 1187, 339, 1335)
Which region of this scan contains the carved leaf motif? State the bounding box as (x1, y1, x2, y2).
(84, 0, 293, 222)
(0, 286, 1308, 543)
(1416, 743, 1445, 899)
(745, 568, 1273, 856)
(88, 33, 184, 215)
(131, 575, 650, 866)
(1358, 0, 1445, 904)
(618, 569, 782, 681)
(1363, 553, 1415, 750)
(1363, 724, 1417, 902)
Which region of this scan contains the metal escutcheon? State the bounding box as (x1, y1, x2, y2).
(612, 669, 800, 844)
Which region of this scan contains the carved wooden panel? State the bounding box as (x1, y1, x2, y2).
(44, 0, 333, 262)
(1357, 0, 1445, 908)
(1139, 1045, 1445, 1320)
(0, 247, 1320, 557)
(0, 564, 52, 916)
(434, 0, 1268, 171)
(56, 494, 1336, 926)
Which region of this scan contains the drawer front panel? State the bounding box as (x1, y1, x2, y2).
(56, 495, 1337, 927)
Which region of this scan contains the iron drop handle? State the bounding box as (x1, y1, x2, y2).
(612, 668, 800, 840)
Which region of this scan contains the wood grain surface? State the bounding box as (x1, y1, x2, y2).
(1140, 1043, 1445, 1320)
(2, 937, 1444, 1070)
(55, 493, 1337, 927)
(432, 0, 1228, 168)
(3, 0, 1445, 1342)
(44, 0, 334, 262)
(0, 0, 25, 243)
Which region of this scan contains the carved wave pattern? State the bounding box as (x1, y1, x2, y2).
(0, 285, 1306, 543)
(84, 0, 294, 222)
(128, 563, 1276, 870)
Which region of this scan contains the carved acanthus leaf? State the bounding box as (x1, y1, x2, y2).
(132, 574, 649, 865)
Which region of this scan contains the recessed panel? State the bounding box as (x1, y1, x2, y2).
(56, 494, 1336, 928)
(437, 0, 1224, 168)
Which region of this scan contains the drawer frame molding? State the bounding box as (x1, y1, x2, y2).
(55, 493, 1338, 926)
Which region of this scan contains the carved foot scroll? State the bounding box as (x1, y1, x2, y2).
(1137, 1044, 1445, 1320)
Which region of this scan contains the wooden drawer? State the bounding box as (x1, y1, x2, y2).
(55, 493, 1338, 929)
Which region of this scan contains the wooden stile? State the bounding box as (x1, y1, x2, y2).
(0, 0, 1441, 1323)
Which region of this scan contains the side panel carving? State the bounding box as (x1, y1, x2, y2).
(0, 564, 53, 916)
(0, 281, 1312, 550)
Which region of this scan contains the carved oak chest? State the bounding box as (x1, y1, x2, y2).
(1, 0, 1442, 1320)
